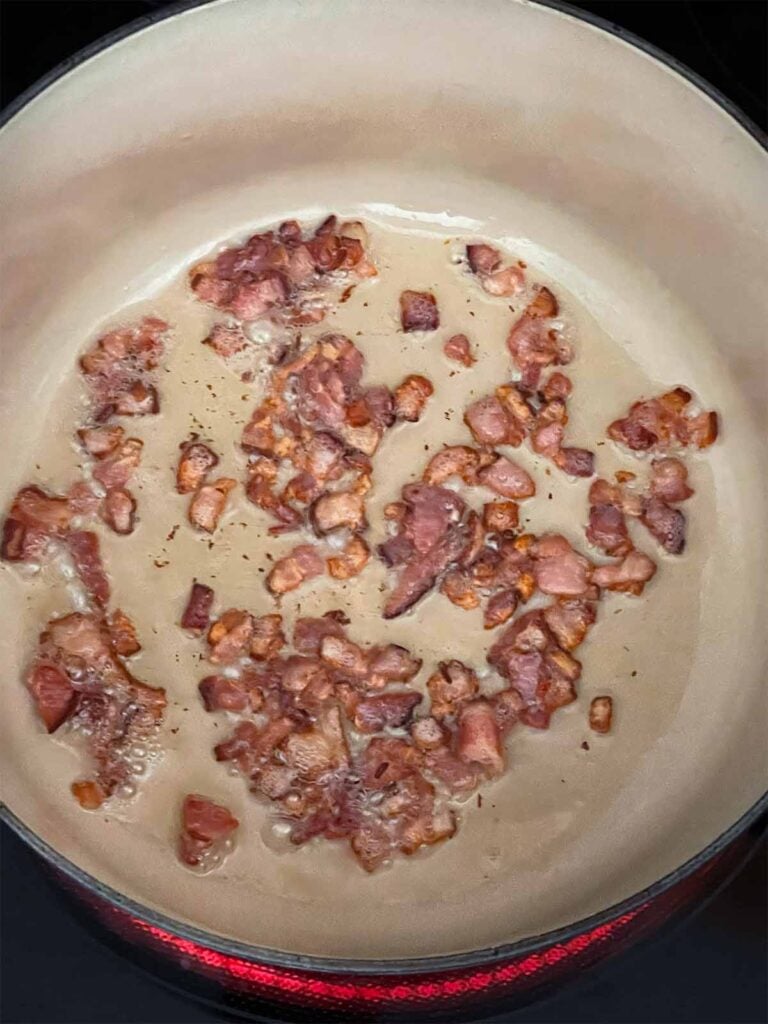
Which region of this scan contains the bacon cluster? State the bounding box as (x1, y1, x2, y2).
(466, 243, 526, 298)
(191, 215, 376, 328)
(178, 794, 239, 869)
(175, 439, 236, 534)
(79, 317, 168, 422)
(608, 388, 718, 453)
(26, 611, 165, 809)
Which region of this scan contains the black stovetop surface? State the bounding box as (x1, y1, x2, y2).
(1, 3, 765, 1022)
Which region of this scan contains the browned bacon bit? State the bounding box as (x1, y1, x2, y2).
(250, 614, 285, 660)
(353, 691, 423, 733)
(400, 290, 439, 332)
(266, 543, 325, 596)
(26, 663, 76, 733)
(78, 424, 125, 458)
(553, 447, 595, 478)
(181, 581, 214, 632)
(440, 570, 480, 610)
(204, 323, 248, 359)
(179, 794, 239, 868)
(483, 500, 519, 534)
(7, 485, 73, 537)
(207, 609, 254, 664)
(108, 609, 141, 657)
(199, 675, 249, 712)
(477, 456, 536, 499)
(650, 457, 693, 504)
(542, 600, 596, 650)
(293, 611, 348, 654)
(80, 317, 168, 420)
(101, 488, 136, 535)
(423, 445, 483, 486)
(92, 438, 143, 491)
(506, 287, 570, 391)
(410, 716, 448, 751)
(67, 531, 110, 607)
(114, 381, 159, 416)
(465, 244, 524, 297)
(457, 700, 504, 775)
(310, 490, 366, 535)
(490, 688, 526, 734)
(188, 477, 236, 533)
(592, 550, 657, 595)
(607, 388, 718, 452)
(176, 441, 219, 494)
(444, 333, 475, 367)
(640, 498, 687, 554)
(393, 374, 434, 422)
(464, 396, 521, 447)
(589, 696, 613, 734)
(368, 645, 422, 685)
(586, 502, 632, 557)
(319, 634, 369, 678)
(541, 372, 572, 402)
(327, 535, 370, 579)
(427, 660, 479, 720)
(484, 589, 519, 629)
(466, 244, 501, 275)
(382, 519, 471, 619)
(532, 534, 593, 597)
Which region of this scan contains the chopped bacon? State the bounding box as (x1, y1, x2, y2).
(80, 317, 168, 419)
(650, 457, 693, 504)
(382, 521, 470, 619)
(67, 531, 110, 607)
(589, 696, 613, 734)
(353, 691, 423, 733)
(199, 675, 249, 712)
(586, 502, 632, 556)
(26, 662, 76, 732)
(423, 445, 485, 486)
(108, 609, 141, 657)
(7, 485, 73, 535)
(542, 599, 596, 651)
(266, 544, 325, 596)
(482, 500, 519, 534)
(466, 244, 501, 275)
(532, 534, 592, 597)
(393, 374, 434, 422)
(641, 498, 687, 554)
(310, 489, 366, 534)
(327, 535, 370, 579)
(425, 747, 480, 794)
(482, 266, 524, 297)
(440, 570, 480, 610)
(283, 707, 349, 779)
(484, 589, 519, 629)
(114, 381, 159, 416)
(176, 442, 219, 494)
(477, 456, 535, 499)
(444, 333, 475, 367)
(78, 425, 125, 458)
(250, 614, 285, 660)
(204, 323, 248, 358)
(592, 550, 657, 594)
(608, 388, 718, 452)
(297, 432, 346, 482)
(179, 794, 239, 868)
(92, 438, 143, 491)
(541, 372, 572, 402)
(553, 447, 595, 478)
(2, 519, 44, 562)
(496, 383, 535, 432)
(368, 645, 422, 685)
(506, 288, 569, 390)
(101, 488, 136, 535)
(489, 688, 526, 734)
(400, 290, 439, 332)
(293, 611, 348, 654)
(427, 660, 479, 720)
(181, 581, 214, 632)
(410, 716, 448, 751)
(320, 634, 368, 678)
(67, 481, 101, 517)
(464, 396, 519, 447)
(207, 609, 254, 664)
(457, 700, 504, 775)
(188, 478, 236, 533)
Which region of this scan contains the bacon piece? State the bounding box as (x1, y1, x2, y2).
(293, 611, 348, 654)
(490, 688, 526, 734)
(283, 707, 349, 779)
(246, 614, 283, 660)
(541, 372, 572, 402)
(586, 502, 632, 556)
(382, 521, 470, 619)
(67, 531, 110, 607)
(353, 692, 423, 733)
(298, 432, 346, 482)
(478, 456, 535, 499)
(423, 445, 484, 486)
(377, 533, 414, 567)
(532, 534, 592, 596)
(443, 333, 475, 367)
(482, 266, 524, 296)
(204, 323, 248, 358)
(188, 478, 236, 533)
(608, 388, 718, 452)
(482, 500, 519, 534)
(543, 599, 596, 650)
(67, 481, 101, 517)
(464, 396, 518, 446)
(207, 609, 254, 664)
(400, 484, 465, 555)
(26, 663, 76, 732)
(78, 425, 125, 458)
(592, 550, 657, 594)
(368, 645, 422, 685)
(410, 717, 448, 751)
(553, 447, 595, 478)
(101, 488, 136, 535)
(320, 634, 368, 678)
(310, 490, 366, 534)
(199, 675, 249, 712)
(650, 457, 693, 503)
(466, 244, 501, 275)
(640, 498, 686, 554)
(179, 794, 239, 868)
(327, 534, 370, 579)
(589, 696, 613, 734)
(80, 317, 167, 418)
(427, 660, 479, 720)
(8, 485, 73, 535)
(1, 517, 48, 562)
(393, 375, 434, 422)
(92, 438, 143, 491)
(496, 383, 535, 432)
(266, 544, 324, 596)
(506, 288, 569, 390)
(216, 717, 295, 776)
(361, 736, 423, 790)
(181, 582, 214, 632)
(425, 747, 480, 794)
(241, 400, 279, 455)
(245, 459, 303, 534)
(589, 477, 644, 518)
(108, 609, 141, 657)
(400, 290, 439, 332)
(176, 442, 219, 494)
(457, 700, 504, 775)
(440, 570, 480, 610)
(114, 382, 159, 416)
(484, 589, 519, 629)
(72, 781, 107, 810)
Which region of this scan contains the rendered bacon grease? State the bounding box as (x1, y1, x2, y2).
(1, 215, 721, 874)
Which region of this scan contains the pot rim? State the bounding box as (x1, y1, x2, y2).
(0, 0, 766, 976)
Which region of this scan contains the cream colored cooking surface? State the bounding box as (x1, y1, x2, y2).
(0, 203, 755, 959)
